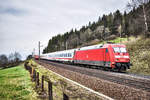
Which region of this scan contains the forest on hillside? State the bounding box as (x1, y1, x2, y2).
(43, 0, 150, 54)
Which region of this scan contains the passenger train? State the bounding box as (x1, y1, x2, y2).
(34, 43, 131, 71)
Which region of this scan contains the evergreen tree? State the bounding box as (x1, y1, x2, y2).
(111, 10, 123, 35)
(123, 11, 129, 36)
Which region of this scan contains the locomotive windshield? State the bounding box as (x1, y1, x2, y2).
(113, 47, 127, 53)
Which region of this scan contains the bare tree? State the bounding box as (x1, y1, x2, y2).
(14, 52, 22, 62)
(127, 0, 149, 35)
(8, 52, 22, 63)
(8, 53, 15, 63)
(0, 52, 22, 68)
(0, 54, 8, 68)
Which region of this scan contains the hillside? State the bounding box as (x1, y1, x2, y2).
(126, 36, 150, 75)
(43, 1, 150, 53)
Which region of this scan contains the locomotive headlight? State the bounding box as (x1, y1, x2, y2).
(112, 62, 115, 64)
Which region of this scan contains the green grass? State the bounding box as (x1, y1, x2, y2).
(108, 37, 128, 43)
(99, 37, 128, 44)
(0, 64, 38, 100)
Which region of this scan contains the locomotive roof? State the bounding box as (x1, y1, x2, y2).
(78, 44, 103, 51)
(78, 44, 125, 51)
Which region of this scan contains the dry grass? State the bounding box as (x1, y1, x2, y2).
(126, 36, 150, 75)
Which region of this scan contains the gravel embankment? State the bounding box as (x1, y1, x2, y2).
(36, 60, 150, 100)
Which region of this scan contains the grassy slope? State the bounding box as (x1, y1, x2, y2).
(126, 37, 150, 75)
(0, 64, 38, 100)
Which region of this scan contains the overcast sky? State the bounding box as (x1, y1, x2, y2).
(0, 0, 128, 59)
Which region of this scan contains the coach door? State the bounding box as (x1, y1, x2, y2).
(104, 48, 110, 67)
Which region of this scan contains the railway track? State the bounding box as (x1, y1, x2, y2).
(37, 60, 150, 93)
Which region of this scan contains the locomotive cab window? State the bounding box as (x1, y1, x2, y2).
(113, 47, 127, 53)
(120, 48, 127, 53)
(113, 47, 120, 53)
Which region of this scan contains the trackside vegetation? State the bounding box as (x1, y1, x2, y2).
(126, 36, 150, 75)
(0, 64, 38, 100)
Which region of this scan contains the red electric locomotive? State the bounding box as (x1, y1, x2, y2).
(74, 44, 130, 71)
